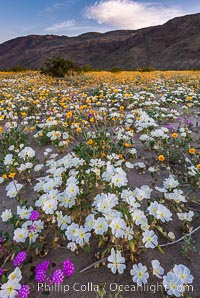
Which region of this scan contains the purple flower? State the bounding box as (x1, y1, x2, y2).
(13, 251, 27, 267)
(63, 259, 74, 277)
(0, 267, 3, 276)
(52, 269, 64, 285)
(18, 285, 30, 298)
(35, 260, 50, 272)
(166, 124, 174, 130)
(35, 269, 47, 283)
(29, 210, 40, 221)
(0, 237, 3, 243)
(35, 260, 50, 282)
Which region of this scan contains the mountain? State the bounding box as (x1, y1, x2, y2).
(0, 13, 200, 70)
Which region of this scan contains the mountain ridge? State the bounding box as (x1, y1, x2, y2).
(0, 13, 200, 70)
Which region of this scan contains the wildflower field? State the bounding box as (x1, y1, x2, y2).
(0, 71, 199, 298)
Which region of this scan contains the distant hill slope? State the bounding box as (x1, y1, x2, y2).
(0, 13, 200, 70)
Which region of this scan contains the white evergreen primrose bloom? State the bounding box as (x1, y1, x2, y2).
(17, 206, 33, 219)
(177, 211, 194, 222)
(142, 230, 158, 248)
(57, 214, 71, 230)
(65, 223, 79, 241)
(173, 264, 194, 284)
(6, 181, 23, 198)
(163, 175, 179, 190)
(4, 153, 14, 165)
(0, 280, 21, 298)
(84, 214, 95, 231)
(42, 199, 58, 214)
(13, 228, 28, 243)
(94, 217, 108, 235)
(1, 209, 12, 222)
(107, 248, 126, 274)
(163, 272, 184, 297)
(74, 226, 91, 246)
(67, 241, 77, 252)
(8, 267, 22, 283)
(109, 218, 127, 238)
(148, 201, 172, 222)
(151, 260, 164, 279)
(130, 263, 149, 286)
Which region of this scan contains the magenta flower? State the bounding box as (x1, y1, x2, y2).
(63, 259, 74, 277)
(52, 269, 64, 285)
(35, 269, 47, 283)
(29, 210, 40, 221)
(18, 285, 30, 298)
(13, 251, 27, 267)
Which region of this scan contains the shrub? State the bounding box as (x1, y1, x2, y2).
(41, 56, 81, 77)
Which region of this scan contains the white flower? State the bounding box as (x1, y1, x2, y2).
(107, 248, 126, 274)
(57, 214, 71, 230)
(109, 218, 126, 238)
(13, 228, 28, 243)
(131, 209, 146, 225)
(177, 211, 194, 222)
(84, 214, 95, 231)
(133, 185, 152, 201)
(4, 154, 13, 165)
(125, 162, 134, 169)
(142, 230, 158, 248)
(173, 264, 194, 284)
(65, 223, 79, 241)
(6, 181, 23, 198)
(163, 272, 184, 297)
(67, 241, 77, 252)
(151, 260, 164, 279)
(0, 280, 21, 298)
(18, 147, 35, 159)
(94, 217, 108, 235)
(66, 183, 79, 197)
(1, 209, 12, 222)
(74, 226, 91, 246)
(42, 199, 58, 214)
(111, 171, 128, 187)
(163, 175, 179, 190)
(130, 263, 149, 286)
(34, 164, 44, 171)
(8, 267, 22, 283)
(17, 206, 33, 219)
(165, 189, 186, 203)
(148, 201, 172, 222)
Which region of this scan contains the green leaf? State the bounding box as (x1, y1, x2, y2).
(157, 245, 164, 254)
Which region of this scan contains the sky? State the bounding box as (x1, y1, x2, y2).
(0, 0, 199, 43)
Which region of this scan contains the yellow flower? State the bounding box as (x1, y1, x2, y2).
(196, 164, 200, 170)
(189, 148, 195, 154)
(90, 117, 94, 123)
(120, 106, 124, 112)
(9, 173, 16, 179)
(187, 96, 192, 101)
(76, 127, 82, 133)
(2, 174, 7, 179)
(66, 111, 73, 118)
(158, 155, 165, 161)
(38, 132, 43, 137)
(0, 126, 3, 134)
(124, 143, 131, 148)
(87, 139, 93, 145)
(171, 133, 179, 138)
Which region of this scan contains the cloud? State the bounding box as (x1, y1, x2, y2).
(85, 0, 184, 30)
(38, 1, 74, 17)
(45, 20, 76, 32)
